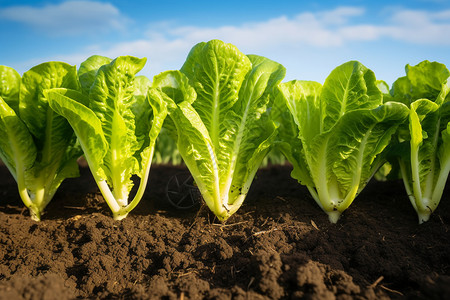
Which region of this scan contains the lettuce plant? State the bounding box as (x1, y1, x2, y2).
(46, 56, 167, 220)
(148, 40, 285, 221)
(274, 61, 409, 223)
(153, 128, 182, 165)
(389, 61, 450, 223)
(0, 63, 82, 221)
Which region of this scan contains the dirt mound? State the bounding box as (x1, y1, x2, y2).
(1, 164, 449, 299)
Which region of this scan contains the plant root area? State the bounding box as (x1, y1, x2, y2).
(1, 164, 450, 300)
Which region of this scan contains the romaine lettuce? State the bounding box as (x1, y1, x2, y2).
(46, 56, 168, 220)
(148, 40, 285, 221)
(0, 63, 82, 220)
(390, 61, 450, 223)
(274, 61, 410, 223)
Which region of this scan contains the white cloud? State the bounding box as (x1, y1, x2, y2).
(385, 9, 450, 44)
(337, 25, 381, 41)
(316, 6, 365, 25)
(137, 6, 450, 54)
(0, 0, 128, 36)
(35, 6, 371, 82)
(13, 5, 450, 85)
(162, 6, 369, 49)
(5, 2, 449, 48)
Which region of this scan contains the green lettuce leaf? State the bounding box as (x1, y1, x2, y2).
(0, 66, 21, 113)
(393, 61, 450, 105)
(276, 61, 409, 223)
(88, 56, 146, 201)
(271, 86, 313, 187)
(149, 71, 221, 215)
(44, 88, 107, 179)
(391, 61, 450, 223)
(180, 40, 252, 151)
(307, 102, 409, 211)
(78, 55, 112, 95)
(0, 62, 82, 220)
(131, 75, 153, 169)
(221, 54, 284, 209)
(48, 56, 167, 220)
(321, 61, 382, 132)
(150, 40, 286, 221)
(0, 97, 36, 183)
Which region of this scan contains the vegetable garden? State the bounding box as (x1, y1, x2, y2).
(1, 39, 449, 299)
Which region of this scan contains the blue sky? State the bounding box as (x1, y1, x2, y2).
(1, 0, 450, 85)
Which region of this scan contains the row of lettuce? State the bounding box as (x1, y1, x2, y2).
(0, 40, 449, 224)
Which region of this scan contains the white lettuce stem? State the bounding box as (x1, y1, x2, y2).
(218, 194, 246, 221)
(30, 166, 69, 221)
(342, 185, 358, 210)
(33, 185, 45, 208)
(399, 159, 418, 212)
(423, 119, 441, 200)
(409, 118, 442, 222)
(80, 130, 127, 219)
(222, 163, 262, 220)
(96, 179, 122, 214)
(205, 143, 222, 216)
(419, 157, 450, 224)
(315, 139, 332, 212)
(97, 146, 158, 221)
(327, 211, 341, 224)
(117, 147, 157, 219)
(411, 140, 423, 207)
(308, 137, 344, 221)
(401, 155, 431, 224)
(431, 159, 450, 206)
(400, 145, 450, 224)
(15, 151, 42, 221)
(18, 180, 44, 222)
(417, 211, 431, 224)
(306, 186, 323, 210)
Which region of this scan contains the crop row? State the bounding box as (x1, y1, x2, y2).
(0, 39, 449, 223)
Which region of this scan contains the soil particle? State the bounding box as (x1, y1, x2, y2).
(1, 164, 450, 299)
(0, 273, 77, 300)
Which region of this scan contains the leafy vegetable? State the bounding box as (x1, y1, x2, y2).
(274, 61, 409, 223)
(46, 56, 168, 220)
(153, 128, 182, 165)
(390, 60, 450, 223)
(0, 63, 82, 221)
(148, 40, 285, 221)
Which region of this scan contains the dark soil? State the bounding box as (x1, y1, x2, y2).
(0, 162, 450, 299)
